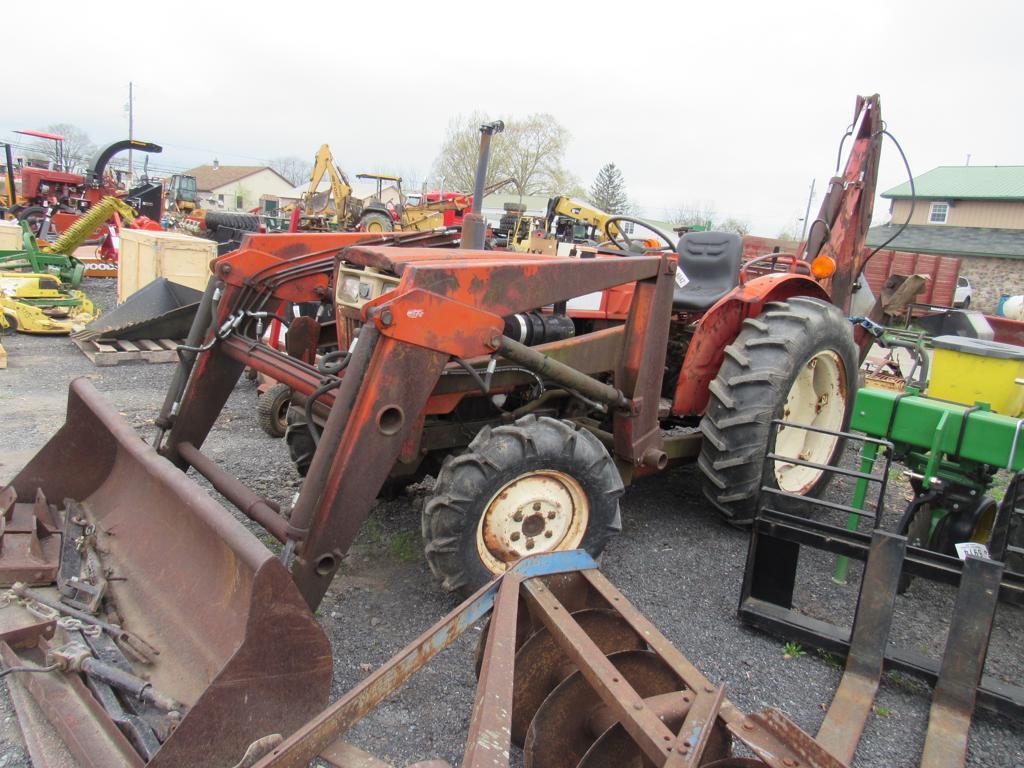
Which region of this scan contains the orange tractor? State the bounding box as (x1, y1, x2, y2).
(141, 95, 882, 602)
(0, 97, 887, 765)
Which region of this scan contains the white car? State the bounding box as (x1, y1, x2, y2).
(954, 275, 972, 308)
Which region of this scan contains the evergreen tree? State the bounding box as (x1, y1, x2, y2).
(589, 163, 629, 214)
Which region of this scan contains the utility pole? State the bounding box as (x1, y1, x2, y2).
(127, 81, 134, 184)
(966, 153, 972, 166)
(799, 178, 816, 242)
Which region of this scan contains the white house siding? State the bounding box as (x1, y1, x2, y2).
(203, 169, 296, 212)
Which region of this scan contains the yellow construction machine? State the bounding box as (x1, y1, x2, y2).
(0, 272, 97, 333)
(354, 172, 445, 232)
(303, 145, 478, 233)
(503, 195, 624, 253)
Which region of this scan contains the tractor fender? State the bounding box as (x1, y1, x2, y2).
(671, 273, 829, 416)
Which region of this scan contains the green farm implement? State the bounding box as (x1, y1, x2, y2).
(0, 221, 85, 287)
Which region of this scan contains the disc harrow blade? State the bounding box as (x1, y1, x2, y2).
(511, 608, 645, 745)
(523, 649, 680, 768)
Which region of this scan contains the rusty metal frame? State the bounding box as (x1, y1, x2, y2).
(250, 551, 846, 768)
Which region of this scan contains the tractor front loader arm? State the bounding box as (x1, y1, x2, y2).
(158, 233, 678, 610)
(286, 246, 678, 608)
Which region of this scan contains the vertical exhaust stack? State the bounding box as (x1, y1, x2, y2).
(459, 120, 504, 250)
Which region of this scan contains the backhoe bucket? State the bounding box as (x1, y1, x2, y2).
(2, 378, 332, 767)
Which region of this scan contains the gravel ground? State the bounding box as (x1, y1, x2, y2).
(0, 277, 1021, 767)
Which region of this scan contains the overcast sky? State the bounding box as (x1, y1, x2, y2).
(6, 0, 1021, 235)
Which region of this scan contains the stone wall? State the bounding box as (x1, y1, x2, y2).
(958, 256, 1024, 313)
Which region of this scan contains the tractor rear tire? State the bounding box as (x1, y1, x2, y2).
(422, 415, 623, 596)
(15, 206, 46, 233)
(503, 202, 527, 213)
(257, 383, 292, 438)
(698, 297, 857, 525)
(358, 212, 394, 233)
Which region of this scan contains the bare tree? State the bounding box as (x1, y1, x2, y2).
(431, 112, 575, 195)
(667, 201, 717, 230)
(716, 216, 751, 236)
(29, 124, 96, 173)
(270, 156, 314, 186)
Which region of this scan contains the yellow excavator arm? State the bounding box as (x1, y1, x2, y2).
(547, 196, 609, 231)
(307, 145, 354, 220)
(545, 196, 621, 241)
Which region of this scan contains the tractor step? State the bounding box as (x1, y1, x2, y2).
(71, 334, 185, 366)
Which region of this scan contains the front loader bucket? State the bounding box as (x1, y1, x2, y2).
(3, 378, 332, 767)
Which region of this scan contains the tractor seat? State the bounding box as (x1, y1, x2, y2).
(673, 231, 743, 312)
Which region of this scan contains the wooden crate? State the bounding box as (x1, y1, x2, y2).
(72, 336, 184, 366)
(117, 229, 216, 302)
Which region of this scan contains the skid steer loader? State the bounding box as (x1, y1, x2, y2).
(0, 99, 889, 765)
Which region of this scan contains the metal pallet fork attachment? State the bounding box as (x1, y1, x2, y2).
(920, 555, 1003, 768)
(740, 417, 1024, 768)
(817, 531, 906, 763)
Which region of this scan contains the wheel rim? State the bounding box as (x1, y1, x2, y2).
(275, 398, 290, 432)
(774, 350, 847, 494)
(477, 470, 589, 574)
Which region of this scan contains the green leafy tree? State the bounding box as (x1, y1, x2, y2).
(588, 163, 629, 214)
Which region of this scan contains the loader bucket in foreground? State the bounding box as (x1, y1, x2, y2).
(3, 378, 332, 767)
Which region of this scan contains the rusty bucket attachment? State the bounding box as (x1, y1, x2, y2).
(0, 378, 332, 767)
(252, 551, 846, 768)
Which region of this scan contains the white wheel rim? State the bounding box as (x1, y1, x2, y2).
(477, 470, 589, 574)
(774, 350, 847, 494)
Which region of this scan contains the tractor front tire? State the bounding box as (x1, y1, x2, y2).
(285, 406, 316, 477)
(698, 297, 857, 525)
(422, 415, 623, 596)
(257, 383, 292, 438)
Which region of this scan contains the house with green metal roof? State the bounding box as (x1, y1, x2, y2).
(865, 166, 1024, 312)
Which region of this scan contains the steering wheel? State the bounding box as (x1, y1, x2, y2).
(601, 215, 677, 253)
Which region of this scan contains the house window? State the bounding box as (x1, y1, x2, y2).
(929, 202, 950, 224)
(217, 194, 224, 204)
(236, 195, 244, 209)
(621, 221, 635, 234)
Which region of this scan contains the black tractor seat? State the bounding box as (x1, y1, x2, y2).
(672, 231, 743, 312)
